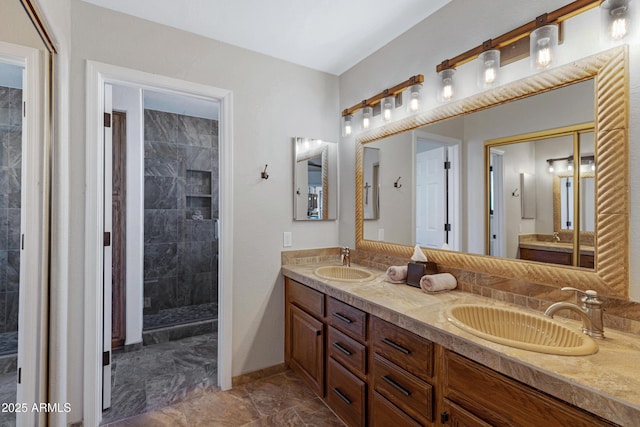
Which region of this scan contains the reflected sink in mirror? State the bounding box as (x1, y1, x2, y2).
(446, 304, 597, 356)
(314, 266, 376, 282)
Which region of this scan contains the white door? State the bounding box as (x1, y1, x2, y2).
(489, 152, 505, 257)
(416, 146, 446, 248)
(102, 83, 113, 410)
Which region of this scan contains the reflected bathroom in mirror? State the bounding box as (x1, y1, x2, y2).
(293, 137, 338, 220)
(363, 147, 380, 220)
(355, 46, 629, 298)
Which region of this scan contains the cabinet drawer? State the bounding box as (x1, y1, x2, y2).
(372, 354, 433, 425)
(444, 351, 616, 427)
(327, 358, 366, 427)
(371, 391, 422, 427)
(371, 316, 433, 381)
(286, 278, 324, 318)
(328, 327, 367, 377)
(328, 297, 367, 340)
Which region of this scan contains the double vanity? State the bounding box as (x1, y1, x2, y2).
(282, 254, 640, 426)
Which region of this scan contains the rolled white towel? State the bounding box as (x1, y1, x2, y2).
(385, 265, 408, 284)
(420, 273, 457, 293)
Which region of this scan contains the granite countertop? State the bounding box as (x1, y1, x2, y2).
(282, 262, 640, 426)
(519, 241, 595, 255)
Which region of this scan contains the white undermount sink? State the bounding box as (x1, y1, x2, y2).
(446, 304, 598, 356)
(314, 266, 376, 282)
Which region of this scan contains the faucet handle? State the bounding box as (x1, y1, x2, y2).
(561, 287, 602, 306)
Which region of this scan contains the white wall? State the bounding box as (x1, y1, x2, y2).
(339, 0, 640, 301)
(42, 0, 340, 424)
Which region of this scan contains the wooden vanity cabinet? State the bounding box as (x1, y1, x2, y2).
(441, 350, 617, 427)
(285, 278, 325, 397)
(519, 247, 595, 268)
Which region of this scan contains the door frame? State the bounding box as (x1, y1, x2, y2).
(84, 61, 234, 426)
(0, 41, 49, 426)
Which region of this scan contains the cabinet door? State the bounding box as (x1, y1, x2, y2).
(289, 304, 325, 396)
(441, 399, 492, 427)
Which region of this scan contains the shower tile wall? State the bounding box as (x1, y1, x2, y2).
(143, 110, 218, 329)
(0, 86, 21, 355)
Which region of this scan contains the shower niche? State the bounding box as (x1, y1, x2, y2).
(186, 169, 212, 220)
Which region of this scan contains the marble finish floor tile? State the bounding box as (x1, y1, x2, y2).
(102, 333, 218, 425)
(105, 370, 344, 427)
(0, 372, 16, 427)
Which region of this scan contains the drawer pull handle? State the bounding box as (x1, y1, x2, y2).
(381, 338, 411, 355)
(381, 375, 411, 397)
(333, 342, 352, 356)
(333, 312, 353, 324)
(332, 387, 352, 405)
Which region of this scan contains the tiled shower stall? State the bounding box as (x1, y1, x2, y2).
(142, 109, 219, 343)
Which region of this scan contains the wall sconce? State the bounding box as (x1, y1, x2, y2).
(340, 74, 424, 134)
(530, 19, 559, 70)
(548, 160, 555, 173)
(382, 96, 394, 121)
(343, 114, 353, 136)
(408, 84, 422, 112)
(567, 155, 574, 172)
(438, 68, 456, 102)
(477, 47, 500, 89)
(601, 0, 632, 41)
(546, 154, 594, 173)
(362, 106, 372, 129)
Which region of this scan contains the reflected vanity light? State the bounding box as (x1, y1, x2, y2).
(438, 68, 456, 102)
(567, 156, 574, 172)
(548, 160, 555, 173)
(478, 49, 500, 89)
(602, 0, 632, 40)
(530, 24, 558, 70)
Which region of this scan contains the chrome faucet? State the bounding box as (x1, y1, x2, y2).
(341, 247, 351, 267)
(553, 232, 561, 242)
(544, 287, 604, 339)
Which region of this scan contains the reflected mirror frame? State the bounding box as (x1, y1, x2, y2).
(355, 46, 629, 299)
(483, 122, 595, 267)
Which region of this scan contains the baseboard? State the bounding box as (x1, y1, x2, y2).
(231, 363, 289, 387)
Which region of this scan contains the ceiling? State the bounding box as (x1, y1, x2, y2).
(80, 0, 451, 75)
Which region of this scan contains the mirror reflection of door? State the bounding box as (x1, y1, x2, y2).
(363, 147, 380, 220)
(414, 137, 460, 250)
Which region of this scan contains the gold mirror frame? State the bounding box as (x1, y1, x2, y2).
(355, 46, 628, 298)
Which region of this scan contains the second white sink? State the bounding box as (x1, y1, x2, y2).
(314, 266, 376, 282)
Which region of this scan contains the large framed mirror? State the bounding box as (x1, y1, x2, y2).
(355, 46, 628, 299)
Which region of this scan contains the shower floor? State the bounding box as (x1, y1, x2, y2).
(0, 332, 18, 357)
(143, 302, 218, 331)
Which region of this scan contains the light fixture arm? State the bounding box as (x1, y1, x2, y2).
(436, 0, 602, 73)
(341, 74, 424, 117)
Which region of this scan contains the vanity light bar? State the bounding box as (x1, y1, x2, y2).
(341, 74, 424, 117)
(436, 0, 601, 73)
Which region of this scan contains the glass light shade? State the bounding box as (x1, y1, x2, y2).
(530, 24, 558, 70)
(343, 114, 353, 136)
(477, 49, 500, 89)
(362, 106, 372, 129)
(408, 84, 422, 112)
(601, 0, 632, 41)
(438, 69, 456, 102)
(548, 161, 555, 173)
(382, 96, 394, 121)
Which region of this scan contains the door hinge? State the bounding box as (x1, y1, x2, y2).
(21, 234, 24, 250)
(17, 367, 21, 384)
(23, 101, 26, 118)
(566, 181, 572, 188)
(444, 223, 451, 232)
(444, 161, 451, 170)
(104, 232, 111, 247)
(103, 351, 110, 367)
(104, 112, 111, 128)
(566, 221, 572, 227)
(441, 411, 450, 424)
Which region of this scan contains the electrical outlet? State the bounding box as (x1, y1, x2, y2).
(144, 297, 152, 308)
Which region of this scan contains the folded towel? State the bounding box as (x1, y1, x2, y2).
(385, 265, 408, 284)
(420, 273, 457, 293)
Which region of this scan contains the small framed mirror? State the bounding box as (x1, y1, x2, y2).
(293, 137, 338, 220)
